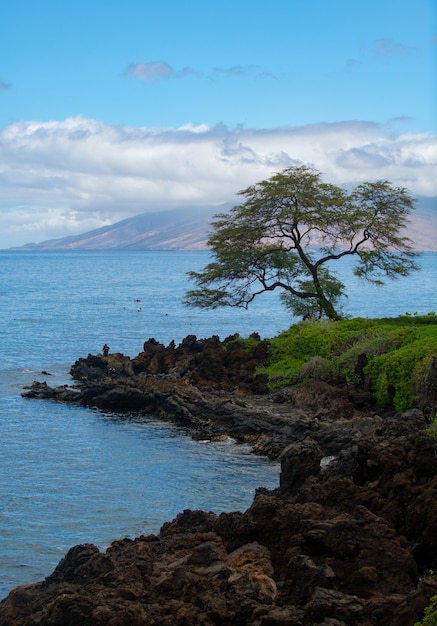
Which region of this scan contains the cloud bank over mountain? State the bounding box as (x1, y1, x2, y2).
(0, 117, 435, 248)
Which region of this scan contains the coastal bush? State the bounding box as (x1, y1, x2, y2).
(224, 333, 262, 351)
(261, 320, 335, 387)
(426, 415, 437, 439)
(260, 314, 437, 411)
(365, 326, 437, 411)
(414, 594, 437, 626)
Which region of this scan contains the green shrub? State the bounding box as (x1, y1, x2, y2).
(260, 315, 437, 410)
(260, 320, 335, 387)
(414, 594, 437, 626)
(365, 327, 437, 411)
(412, 354, 437, 409)
(223, 333, 260, 351)
(426, 415, 437, 439)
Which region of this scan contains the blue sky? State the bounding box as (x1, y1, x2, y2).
(0, 0, 436, 247)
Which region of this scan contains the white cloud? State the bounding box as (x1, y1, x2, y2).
(126, 61, 174, 81)
(0, 116, 435, 247)
(125, 62, 194, 82)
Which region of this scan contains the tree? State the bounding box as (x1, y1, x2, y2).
(184, 166, 419, 321)
(280, 267, 346, 320)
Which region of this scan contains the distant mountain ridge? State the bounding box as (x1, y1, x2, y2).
(11, 197, 436, 251)
(13, 206, 226, 251)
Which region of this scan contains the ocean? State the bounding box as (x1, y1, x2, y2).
(0, 250, 435, 598)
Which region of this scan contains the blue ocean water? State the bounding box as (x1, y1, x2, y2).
(0, 250, 435, 598)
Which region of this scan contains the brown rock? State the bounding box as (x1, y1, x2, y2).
(9, 334, 437, 625)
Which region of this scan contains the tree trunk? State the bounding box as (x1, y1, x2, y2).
(317, 295, 340, 320)
(311, 266, 340, 321)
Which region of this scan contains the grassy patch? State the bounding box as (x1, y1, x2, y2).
(258, 314, 437, 412)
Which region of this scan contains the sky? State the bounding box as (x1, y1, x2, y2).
(0, 0, 436, 248)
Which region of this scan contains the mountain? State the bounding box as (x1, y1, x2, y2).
(13, 206, 226, 251)
(405, 196, 437, 251)
(11, 197, 436, 251)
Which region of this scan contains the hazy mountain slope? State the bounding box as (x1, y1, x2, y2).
(406, 196, 437, 251)
(11, 198, 436, 251)
(14, 206, 224, 251)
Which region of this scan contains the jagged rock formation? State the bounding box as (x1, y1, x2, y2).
(1, 335, 436, 625)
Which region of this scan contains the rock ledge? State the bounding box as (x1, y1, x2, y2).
(1, 335, 436, 625)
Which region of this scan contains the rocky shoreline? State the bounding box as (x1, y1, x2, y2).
(1, 334, 437, 625)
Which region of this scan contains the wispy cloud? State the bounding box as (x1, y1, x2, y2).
(374, 38, 415, 58)
(345, 37, 416, 71)
(210, 65, 276, 80)
(389, 116, 415, 124)
(345, 58, 362, 68)
(125, 61, 274, 83)
(125, 62, 194, 82)
(0, 117, 435, 247)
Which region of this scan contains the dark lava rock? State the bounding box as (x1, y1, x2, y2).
(6, 335, 437, 625)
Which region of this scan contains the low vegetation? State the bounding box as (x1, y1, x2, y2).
(256, 313, 437, 413)
(415, 595, 437, 626)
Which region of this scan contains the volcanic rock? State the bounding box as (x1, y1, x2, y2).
(3, 334, 436, 625)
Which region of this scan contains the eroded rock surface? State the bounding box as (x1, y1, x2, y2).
(21, 336, 376, 459)
(2, 335, 436, 625)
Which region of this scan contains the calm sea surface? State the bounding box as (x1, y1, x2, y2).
(0, 250, 436, 598)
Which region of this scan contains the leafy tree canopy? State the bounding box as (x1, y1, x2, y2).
(184, 166, 419, 320)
